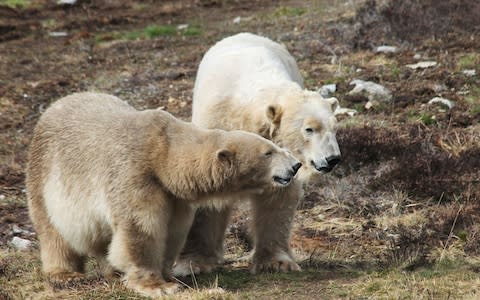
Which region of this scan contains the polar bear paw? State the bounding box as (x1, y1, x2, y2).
(124, 270, 181, 297)
(250, 252, 301, 274)
(173, 256, 218, 277)
(46, 269, 86, 288)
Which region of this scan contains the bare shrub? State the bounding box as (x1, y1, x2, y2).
(347, 0, 480, 48)
(337, 125, 480, 202)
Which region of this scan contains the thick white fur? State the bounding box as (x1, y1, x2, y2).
(180, 33, 341, 275)
(193, 33, 340, 178)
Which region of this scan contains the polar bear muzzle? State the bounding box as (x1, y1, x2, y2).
(273, 161, 302, 186)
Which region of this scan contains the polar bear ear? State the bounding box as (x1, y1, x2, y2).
(216, 149, 235, 164)
(325, 97, 339, 113)
(266, 104, 283, 125)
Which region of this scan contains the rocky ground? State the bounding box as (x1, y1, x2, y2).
(0, 0, 479, 299)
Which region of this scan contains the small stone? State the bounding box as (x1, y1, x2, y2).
(0, 194, 5, 201)
(318, 84, 336, 97)
(11, 224, 34, 236)
(11, 237, 33, 251)
(58, 0, 77, 4)
(49, 31, 68, 37)
(334, 107, 357, 116)
(429, 83, 447, 93)
(375, 45, 397, 54)
(233, 16, 241, 24)
(413, 53, 422, 60)
(365, 100, 380, 110)
(462, 69, 476, 77)
(12, 224, 23, 234)
(428, 97, 455, 109)
(406, 61, 437, 69)
(177, 24, 188, 30)
(348, 79, 392, 102)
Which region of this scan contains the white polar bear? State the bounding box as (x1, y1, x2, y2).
(177, 33, 341, 275)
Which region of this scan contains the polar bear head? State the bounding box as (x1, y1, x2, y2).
(216, 130, 302, 190)
(265, 90, 341, 180)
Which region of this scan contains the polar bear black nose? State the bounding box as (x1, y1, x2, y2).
(326, 155, 341, 168)
(292, 162, 302, 175)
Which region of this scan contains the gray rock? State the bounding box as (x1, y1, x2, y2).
(406, 61, 437, 69)
(48, 32, 68, 37)
(318, 84, 336, 97)
(428, 97, 455, 109)
(375, 45, 397, 54)
(12, 224, 34, 236)
(334, 107, 357, 116)
(462, 69, 476, 77)
(365, 100, 379, 110)
(348, 79, 392, 102)
(58, 0, 77, 4)
(429, 83, 447, 93)
(11, 237, 33, 251)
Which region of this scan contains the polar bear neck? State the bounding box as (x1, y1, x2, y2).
(146, 117, 237, 201)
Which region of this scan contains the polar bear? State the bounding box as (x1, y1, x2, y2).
(26, 92, 301, 297)
(178, 33, 341, 275)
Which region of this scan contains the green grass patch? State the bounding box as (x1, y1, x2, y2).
(464, 85, 480, 116)
(124, 30, 144, 40)
(144, 25, 176, 38)
(406, 110, 438, 126)
(132, 2, 146, 10)
(457, 53, 480, 70)
(420, 113, 436, 126)
(0, 0, 31, 8)
(418, 269, 441, 279)
(352, 103, 366, 113)
(41, 19, 56, 30)
(274, 6, 306, 17)
(389, 63, 400, 78)
(323, 76, 347, 85)
(95, 24, 202, 43)
(182, 26, 202, 37)
(303, 76, 317, 88)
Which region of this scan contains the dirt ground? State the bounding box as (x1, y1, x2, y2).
(0, 0, 479, 299)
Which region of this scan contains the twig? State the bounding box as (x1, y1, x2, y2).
(439, 204, 463, 264)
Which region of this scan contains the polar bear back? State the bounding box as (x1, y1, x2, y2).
(193, 33, 304, 115)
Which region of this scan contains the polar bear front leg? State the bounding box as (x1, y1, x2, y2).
(108, 218, 181, 297)
(162, 201, 195, 280)
(250, 182, 303, 274)
(175, 205, 233, 276)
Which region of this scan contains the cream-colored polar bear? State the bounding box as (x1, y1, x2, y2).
(177, 33, 341, 275)
(26, 92, 301, 297)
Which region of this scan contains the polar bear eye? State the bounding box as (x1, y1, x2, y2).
(264, 151, 273, 156)
(305, 128, 314, 134)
